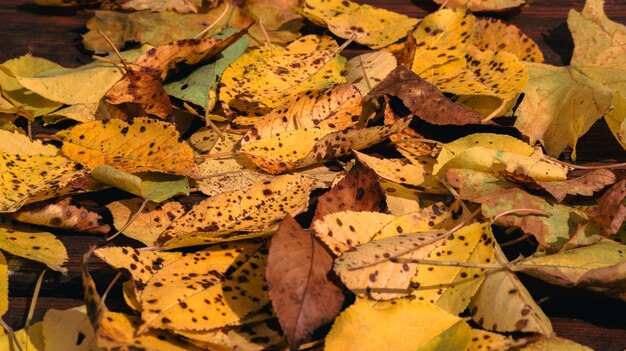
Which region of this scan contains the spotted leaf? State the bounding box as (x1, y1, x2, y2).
(434, 0, 524, 12)
(345, 51, 397, 94)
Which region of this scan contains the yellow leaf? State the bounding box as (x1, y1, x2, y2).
(139, 241, 268, 331)
(43, 103, 98, 125)
(240, 83, 362, 145)
(0, 218, 68, 273)
(0, 129, 57, 156)
(410, 223, 495, 315)
(345, 51, 397, 94)
(219, 35, 346, 116)
(60, 118, 199, 178)
(300, 0, 418, 49)
(381, 180, 421, 216)
(105, 199, 186, 246)
(519, 337, 594, 351)
(0, 252, 6, 317)
(466, 329, 515, 351)
(471, 18, 544, 62)
(325, 298, 471, 351)
(434, 0, 524, 12)
(117, 0, 202, 12)
(0, 321, 45, 351)
(470, 245, 553, 335)
(42, 306, 97, 351)
(355, 151, 441, 191)
(157, 174, 314, 249)
(240, 117, 411, 174)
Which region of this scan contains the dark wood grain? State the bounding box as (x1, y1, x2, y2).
(2, 0, 626, 350)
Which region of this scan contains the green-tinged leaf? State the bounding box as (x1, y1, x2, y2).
(325, 298, 471, 351)
(0, 218, 68, 273)
(92, 165, 189, 202)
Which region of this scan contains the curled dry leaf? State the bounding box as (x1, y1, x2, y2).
(12, 198, 110, 234)
(60, 118, 199, 178)
(368, 65, 484, 125)
(325, 298, 471, 351)
(266, 215, 344, 350)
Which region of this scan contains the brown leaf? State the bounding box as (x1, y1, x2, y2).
(266, 215, 344, 350)
(368, 65, 483, 125)
(12, 198, 110, 234)
(105, 68, 172, 119)
(537, 168, 616, 202)
(313, 161, 386, 222)
(593, 179, 626, 235)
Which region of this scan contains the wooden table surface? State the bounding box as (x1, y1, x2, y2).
(1, 0, 626, 350)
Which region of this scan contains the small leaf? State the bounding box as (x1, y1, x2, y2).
(266, 215, 344, 350)
(325, 298, 471, 351)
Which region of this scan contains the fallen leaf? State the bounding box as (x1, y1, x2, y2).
(219, 35, 346, 116)
(106, 199, 186, 246)
(0, 217, 68, 273)
(592, 179, 626, 235)
(537, 168, 615, 202)
(368, 65, 484, 125)
(12, 198, 110, 234)
(0, 129, 57, 156)
(299, 0, 418, 49)
(0, 252, 6, 317)
(43, 103, 98, 125)
(325, 298, 471, 351)
(157, 174, 314, 249)
(355, 150, 441, 191)
(115, 0, 202, 13)
(42, 306, 96, 351)
(240, 83, 362, 145)
(434, 0, 525, 12)
(240, 117, 411, 174)
(313, 161, 386, 222)
(0, 322, 45, 351)
(469, 244, 553, 335)
(518, 337, 593, 351)
(345, 51, 397, 94)
(466, 329, 516, 351)
(60, 118, 199, 178)
(382, 180, 421, 215)
(471, 18, 544, 62)
(266, 215, 344, 350)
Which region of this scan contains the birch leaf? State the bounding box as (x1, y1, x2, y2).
(0, 322, 44, 351)
(116, 0, 202, 13)
(466, 329, 515, 351)
(12, 198, 110, 234)
(240, 117, 411, 174)
(300, 0, 418, 49)
(43, 103, 98, 125)
(471, 18, 544, 62)
(139, 241, 269, 331)
(592, 179, 626, 235)
(266, 215, 344, 349)
(537, 168, 615, 202)
(42, 307, 96, 351)
(157, 174, 314, 249)
(241, 83, 362, 145)
(0, 129, 57, 156)
(60, 118, 199, 178)
(355, 151, 441, 191)
(382, 181, 421, 216)
(0, 218, 68, 273)
(0, 252, 6, 317)
(219, 35, 346, 116)
(434, 0, 524, 12)
(469, 245, 553, 335)
(325, 298, 471, 351)
(519, 337, 594, 351)
(345, 51, 397, 94)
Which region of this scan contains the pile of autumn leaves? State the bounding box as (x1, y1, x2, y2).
(1, 0, 626, 350)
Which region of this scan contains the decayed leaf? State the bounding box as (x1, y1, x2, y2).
(42, 306, 96, 351)
(0, 322, 45, 351)
(139, 241, 269, 331)
(409, 223, 495, 315)
(220, 35, 345, 116)
(157, 174, 314, 249)
(313, 161, 386, 222)
(266, 215, 344, 350)
(12, 198, 110, 234)
(471, 18, 544, 63)
(466, 329, 516, 351)
(165, 28, 249, 110)
(0, 252, 7, 317)
(345, 51, 397, 94)
(469, 245, 553, 335)
(60, 118, 199, 178)
(368, 65, 483, 125)
(355, 151, 441, 192)
(106, 199, 185, 246)
(0, 217, 68, 273)
(519, 337, 594, 351)
(537, 168, 615, 202)
(325, 298, 471, 351)
(240, 117, 411, 174)
(240, 83, 362, 144)
(300, 0, 418, 49)
(513, 240, 626, 299)
(592, 179, 626, 235)
(434, 0, 524, 12)
(479, 188, 603, 251)
(105, 68, 172, 119)
(91, 165, 190, 202)
(514, 63, 614, 158)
